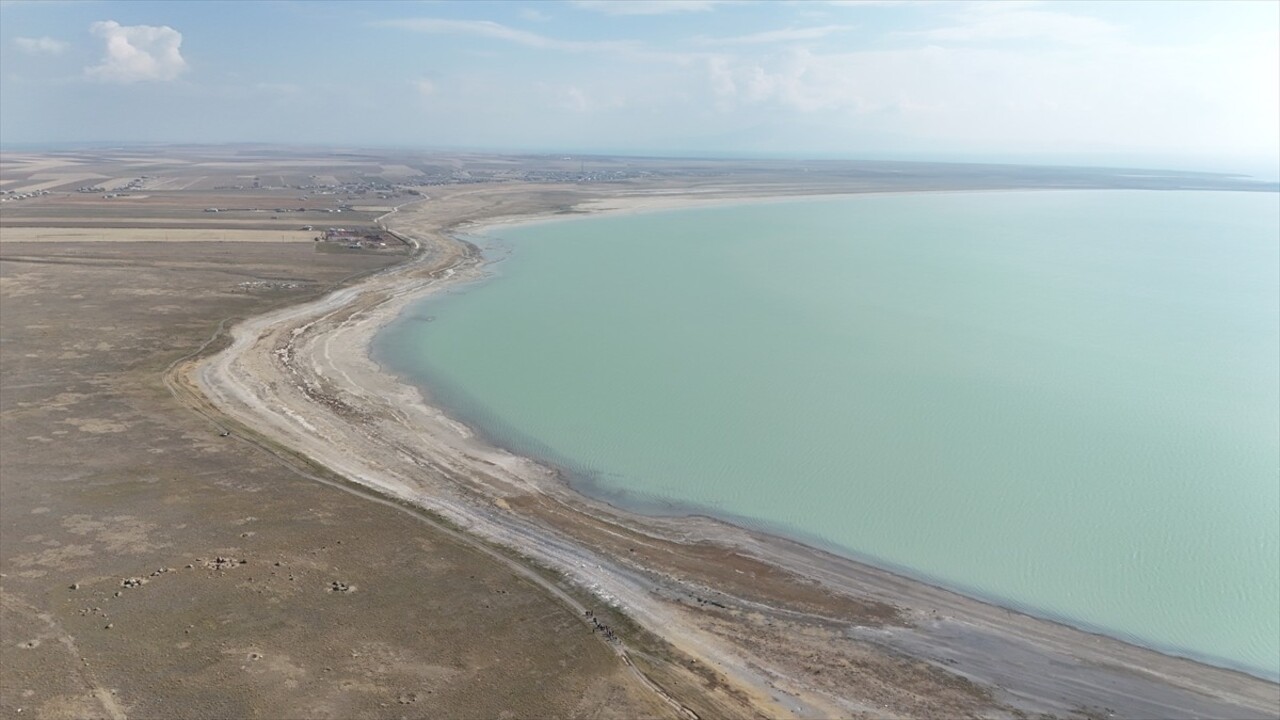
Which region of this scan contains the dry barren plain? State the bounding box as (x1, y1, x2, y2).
(0, 149, 689, 719)
(0, 238, 682, 719)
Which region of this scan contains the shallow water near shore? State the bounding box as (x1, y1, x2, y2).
(377, 190, 1280, 680)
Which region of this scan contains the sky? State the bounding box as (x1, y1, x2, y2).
(1, 0, 1277, 175)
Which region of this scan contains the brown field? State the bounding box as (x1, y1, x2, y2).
(6, 175, 111, 194)
(0, 193, 388, 231)
(0, 228, 319, 243)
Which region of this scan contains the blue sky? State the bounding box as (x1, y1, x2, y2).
(1, 0, 1276, 173)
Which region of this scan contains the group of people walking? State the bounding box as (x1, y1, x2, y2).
(584, 609, 617, 642)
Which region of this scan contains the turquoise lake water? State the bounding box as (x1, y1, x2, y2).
(377, 190, 1280, 679)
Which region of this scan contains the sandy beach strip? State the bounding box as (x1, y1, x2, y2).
(190, 181, 1280, 719)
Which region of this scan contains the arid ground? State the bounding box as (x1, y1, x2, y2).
(3, 148, 1277, 719)
(0, 236, 686, 718)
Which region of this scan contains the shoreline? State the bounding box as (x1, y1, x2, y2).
(385, 192, 1277, 684)
(377, 296, 1273, 683)
(191, 181, 1280, 718)
(384, 189, 1278, 683)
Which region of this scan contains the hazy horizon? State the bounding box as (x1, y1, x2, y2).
(2, 0, 1277, 179)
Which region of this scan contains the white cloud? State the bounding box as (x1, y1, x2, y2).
(571, 1, 731, 15)
(377, 18, 632, 53)
(906, 3, 1117, 46)
(697, 32, 1279, 158)
(85, 20, 187, 83)
(414, 78, 436, 97)
(549, 83, 627, 113)
(15, 36, 68, 55)
(562, 86, 590, 112)
(696, 25, 856, 46)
